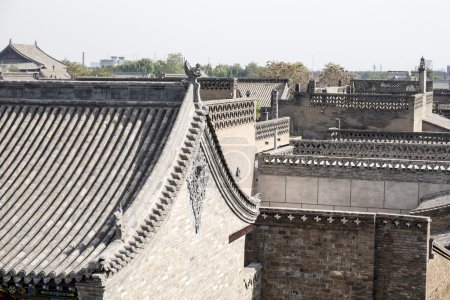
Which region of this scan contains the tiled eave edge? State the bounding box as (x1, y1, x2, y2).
(201, 115, 260, 223)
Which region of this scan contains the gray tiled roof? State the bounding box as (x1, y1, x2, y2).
(236, 79, 290, 107)
(10, 43, 66, 70)
(423, 113, 450, 131)
(3, 43, 71, 79)
(0, 95, 179, 282)
(0, 80, 260, 285)
(411, 190, 450, 213)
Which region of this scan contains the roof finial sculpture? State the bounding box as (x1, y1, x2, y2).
(184, 60, 204, 110)
(419, 56, 425, 71)
(9, 38, 11, 44)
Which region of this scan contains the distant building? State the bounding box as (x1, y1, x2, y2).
(0, 39, 71, 79)
(99, 56, 125, 67)
(387, 70, 409, 80)
(447, 65, 450, 75)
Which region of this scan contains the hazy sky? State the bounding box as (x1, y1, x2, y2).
(1, 0, 448, 71)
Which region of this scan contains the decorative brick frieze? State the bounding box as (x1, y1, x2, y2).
(291, 139, 450, 161)
(255, 117, 290, 141)
(309, 93, 413, 110)
(206, 99, 256, 130)
(329, 129, 450, 144)
(258, 154, 450, 184)
(255, 208, 428, 231)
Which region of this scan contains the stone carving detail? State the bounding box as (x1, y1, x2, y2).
(309, 93, 411, 110)
(207, 100, 255, 130)
(243, 272, 261, 289)
(187, 150, 209, 233)
(329, 129, 450, 145)
(184, 61, 203, 107)
(255, 117, 290, 141)
(291, 140, 450, 161)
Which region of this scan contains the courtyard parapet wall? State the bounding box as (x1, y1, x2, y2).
(290, 139, 450, 161)
(350, 79, 433, 94)
(206, 98, 256, 131)
(0, 80, 186, 103)
(245, 207, 430, 299)
(308, 93, 415, 110)
(255, 117, 290, 152)
(427, 242, 450, 299)
(328, 129, 450, 144)
(258, 154, 450, 184)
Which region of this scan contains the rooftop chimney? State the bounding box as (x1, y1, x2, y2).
(270, 90, 279, 120)
(419, 57, 426, 93)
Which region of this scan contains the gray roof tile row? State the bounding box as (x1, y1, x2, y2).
(0, 100, 178, 282)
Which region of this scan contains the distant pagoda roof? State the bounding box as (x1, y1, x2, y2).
(0, 41, 71, 79)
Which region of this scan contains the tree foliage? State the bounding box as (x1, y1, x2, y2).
(318, 63, 354, 86)
(355, 71, 388, 80)
(260, 61, 312, 92)
(62, 60, 112, 78)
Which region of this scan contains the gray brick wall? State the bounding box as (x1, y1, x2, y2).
(246, 208, 430, 299)
(100, 180, 259, 300)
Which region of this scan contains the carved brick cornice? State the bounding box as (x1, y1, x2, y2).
(259, 154, 450, 184)
(256, 208, 429, 231)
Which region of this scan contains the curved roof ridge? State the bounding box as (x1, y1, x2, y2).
(96, 85, 260, 276)
(95, 85, 200, 275)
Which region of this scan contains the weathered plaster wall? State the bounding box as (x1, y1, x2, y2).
(427, 244, 450, 300)
(215, 123, 257, 196)
(257, 174, 450, 213)
(103, 175, 259, 299)
(245, 208, 430, 300)
(423, 121, 450, 132)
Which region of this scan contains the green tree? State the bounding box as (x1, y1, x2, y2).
(244, 62, 263, 77)
(165, 53, 184, 74)
(318, 63, 354, 86)
(261, 61, 312, 92)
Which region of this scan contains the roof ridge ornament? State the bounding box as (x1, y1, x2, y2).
(184, 60, 207, 114)
(419, 56, 425, 71)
